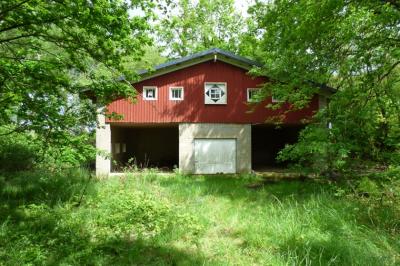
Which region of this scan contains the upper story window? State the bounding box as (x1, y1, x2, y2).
(143, 86, 157, 100)
(169, 87, 184, 100)
(204, 82, 227, 104)
(247, 88, 261, 102)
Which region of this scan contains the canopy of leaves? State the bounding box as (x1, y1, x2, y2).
(155, 0, 245, 58)
(250, 0, 400, 173)
(0, 0, 153, 163)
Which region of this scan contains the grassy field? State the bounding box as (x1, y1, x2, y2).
(0, 169, 399, 265)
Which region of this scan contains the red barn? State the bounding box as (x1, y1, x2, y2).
(96, 48, 330, 175)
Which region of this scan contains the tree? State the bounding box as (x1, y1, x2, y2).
(122, 45, 167, 72)
(0, 0, 153, 164)
(155, 0, 245, 58)
(249, 0, 400, 174)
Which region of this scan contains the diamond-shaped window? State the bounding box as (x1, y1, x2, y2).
(205, 83, 226, 104)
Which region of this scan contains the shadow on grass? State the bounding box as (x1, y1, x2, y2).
(0, 169, 94, 205)
(1, 208, 207, 265)
(0, 170, 208, 265)
(0, 169, 95, 223)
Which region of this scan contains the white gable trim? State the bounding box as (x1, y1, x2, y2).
(138, 54, 254, 82)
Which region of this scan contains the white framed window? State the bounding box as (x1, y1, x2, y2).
(272, 95, 284, 103)
(122, 143, 126, 153)
(169, 87, 184, 100)
(247, 88, 261, 102)
(143, 86, 157, 100)
(204, 82, 227, 104)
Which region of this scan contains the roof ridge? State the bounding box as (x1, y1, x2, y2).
(137, 48, 261, 76)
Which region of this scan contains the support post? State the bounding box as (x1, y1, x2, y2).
(96, 109, 111, 176)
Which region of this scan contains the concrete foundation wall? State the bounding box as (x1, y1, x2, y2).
(96, 111, 111, 176)
(179, 123, 251, 174)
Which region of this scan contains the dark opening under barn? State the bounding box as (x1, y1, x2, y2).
(251, 124, 304, 171)
(110, 125, 179, 172)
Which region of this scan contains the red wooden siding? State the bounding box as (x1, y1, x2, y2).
(106, 61, 319, 124)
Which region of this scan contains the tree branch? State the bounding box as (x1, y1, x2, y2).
(0, 15, 69, 33)
(0, 0, 32, 21)
(377, 60, 400, 83)
(0, 33, 39, 44)
(381, 0, 400, 11)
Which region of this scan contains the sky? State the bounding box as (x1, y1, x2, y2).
(234, 0, 252, 17)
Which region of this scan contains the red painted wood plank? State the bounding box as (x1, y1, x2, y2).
(106, 60, 319, 124)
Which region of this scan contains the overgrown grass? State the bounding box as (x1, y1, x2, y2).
(0, 169, 399, 265)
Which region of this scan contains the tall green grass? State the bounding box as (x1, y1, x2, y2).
(0, 170, 399, 265)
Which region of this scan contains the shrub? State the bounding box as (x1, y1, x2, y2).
(0, 129, 39, 172)
(0, 126, 96, 172)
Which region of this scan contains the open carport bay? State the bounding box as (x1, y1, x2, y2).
(251, 124, 304, 170)
(110, 124, 179, 172)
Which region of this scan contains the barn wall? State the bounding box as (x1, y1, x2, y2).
(107, 60, 319, 124)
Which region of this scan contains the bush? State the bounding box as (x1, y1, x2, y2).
(0, 130, 39, 172)
(0, 126, 96, 172)
(0, 170, 201, 265)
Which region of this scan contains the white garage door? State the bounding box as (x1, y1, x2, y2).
(194, 139, 236, 174)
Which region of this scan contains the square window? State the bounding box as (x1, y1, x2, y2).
(210, 89, 220, 100)
(169, 87, 184, 100)
(204, 82, 227, 104)
(143, 86, 157, 100)
(247, 88, 261, 102)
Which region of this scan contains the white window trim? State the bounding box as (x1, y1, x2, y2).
(143, 86, 158, 100)
(247, 88, 261, 102)
(204, 82, 227, 104)
(169, 86, 184, 100)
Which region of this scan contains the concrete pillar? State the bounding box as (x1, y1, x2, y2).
(96, 110, 111, 176)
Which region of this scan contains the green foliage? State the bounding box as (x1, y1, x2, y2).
(251, 0, 400, 174)
(42, 133, 96, 168)
(0, 170, 201, 265)
(0, 0, 154, 153)
(0, 125, 96, 171)
(1, 171, 399, 265)
(278, 122, 354, 174)
(122, 45, 167, 72)
(0, 127, 40, 171)
(155, 0, 246, 57)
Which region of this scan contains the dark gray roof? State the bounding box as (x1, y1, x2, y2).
(131, 48, 336, 95)
(137, 48, 262, 75)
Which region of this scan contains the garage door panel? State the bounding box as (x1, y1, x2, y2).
(194, 139, 236, 174)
